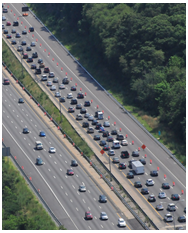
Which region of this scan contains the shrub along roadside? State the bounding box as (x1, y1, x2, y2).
(2, 39, 93, 158)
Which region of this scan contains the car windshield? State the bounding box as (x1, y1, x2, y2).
(119, 219, 124, 222)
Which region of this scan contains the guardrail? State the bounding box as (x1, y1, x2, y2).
(2, 141, 62, 227)
(2, 62, 155, 229)
(23, 3, 185, 171)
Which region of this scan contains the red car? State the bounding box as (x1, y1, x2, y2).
(6, 21, 11, 26)
(23, 53, 28, 59)
(44, 67, 50, 73)
(77, 93, 84, 99)
(85, 211, 93, 220)
(67, 168, 74, 175)
(6, 34, 11, 39)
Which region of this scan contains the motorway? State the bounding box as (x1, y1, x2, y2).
(2, 71, 144, 230)
(2, 3, 186, 229)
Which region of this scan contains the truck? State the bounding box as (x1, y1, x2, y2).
(113, 140, 120, 149)
(97, 111, 103, 120)
(35, 141, 43, 150)
(132, 161, 144, 174)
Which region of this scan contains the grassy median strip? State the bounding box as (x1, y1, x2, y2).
(2, 39, 93, 158)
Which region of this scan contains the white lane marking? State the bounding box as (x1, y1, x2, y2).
(65, 175, 67, 178)
(76, 174, 79, 177)
(88, 190, 90, 193)
(48, 169, 51, 172)
(54, 161, 57, 164)
(94, 216, 97, 219)
(22, 109, 24, 111)
(70, 199, 73, 202)
(88, 226, 91, 229)
(30, 119, 32, 121)
(26, 114, 28, 116)
(72, 185, 75, 189)
(77, 191, 80, 195)
(49, 155, 51, 158)
(12, 110, 15, 112)
(34, 137, 36, 139)
(21, 120, 23, 122)
(35, 125, 37, 127)
(17, 115, 19, 117)
(101, 225, 103, 228)
(59, 154, 62, 157)
(65, 161, 67, 163)
(3, 122, 79, 229)
(83, 199, 85, 203)
(24, 138, 26, 140)
(99, 206, 101, 209)
(88, 207, 90, 210)
(93, 198, 96, 201)
(15, 126, 17, 128)
(60, 168, 62, 171)
(7, 115, 9, 118)
(44, 149, 46, 151)
(65, 192, 68, 196)
(61, 186, 63, 189)
(76, 208, 78, 211)
(53, 176, 56, 179)
(112, 222, 114, 225)
(11, 121, 13, 123)
(3, 110, 5, 113)
(49, 141, 51, 144)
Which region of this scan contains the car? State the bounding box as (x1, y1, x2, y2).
(53, 77, 58, 83)
(76, 103, 82, 109)
(68, 107, 75, 113)
(13, 21, 19, 26)
(121, 151, 129, 158)
(99, 126, 106, 132)
(15, 32, 21, 38)
(2, 16, 6, 21)
(50, 85, 56, 91)
(158, 192, 167, 199)
(167, 203, 176, 211)
(60, 97, 66, 102)
(59, 84, 65, 89)
(32, 52, 38, 58)
(30, 41, 35, 46)
(49, 147, 56, 153)
(134, 181, 142, 188)
(121, 139, 128, 146)
(129, 159, 137, 168)
(92, 119, 98, 125)
(29, 27, 34, 32)
(22, 30, 27, 34)
(107, 135, 114, 142)
(111, 129, 118, 135)
(4, 78, 10, 85)
(79, 185, 86, 192)
(26, 46, 31, 51)
(118, 218, 126, 227)
(178, 216, 186, 222)
(88, 115, 94, 121)
(55, 92, 61, 97)
(85, 211, 93, 220)
(23, 53, 28, 59)
(47, 80, 52, 86)
(36, 157, 44, 165)
(41, 75, 47, 81)
(76, 114, 83, 120)
(71, 86, 77, 91)
(127, 172, 134, 179)
(2, 24, 5, 29)
(141, 188, 149, 195)
(17, 46, 23, 52)
(184, 207, 186, 213)
(103, 144, 110, 150)
(175, 227, 184, 230)
(84, 112, 90, 118)
(35, 68, 41, 74)
(23, 128, 29, 134)
(82, 122, 89, 128)
(3, 29, 8, 34)
(38, 58, 43, 64)
(113, 157, 120, 163)
(3, 8, 8, 13)
(103, 131, 110, 137)
(6, 34, 11, 38)
(31, 64, 36, 69)
(162, 183, 170, 189)
(103, 121, 110, 127)
(108, 150, 115, 156)
(93, 135, 100, 140)
(71, 160, 78, 166)
(77, 92, 84, 99)
(18, 98, 24, 103)
(67, 168, 74, 175)
(39, 131, 46, 137)
(100, 212, 108, 220)
(80, 108, 87, 114)
(99, 194, 107, 203)
(150, 170, 158, 176)
(100, 140, 106, 146)
(71, 98, 77, 104)
(11, 28, 16, 33)
(171, 194, 180, 200)
(6, 21, 11, 26)
(139, 158, 146, 165)
(96, 123, 102, 129)
(148, 194, 156, 202)
(117, 134, 124, 140)
(67, 93, 73, 99)
(164, 213, 173, 222)
(146, 179, 154, 186)
(49, 72, 55, 78)
(62, 77, 69, 84)
(156, 203, 164, 211)
(84, 100, 90, 107)
(39, 63, 45, 68)
(119, 162, 126, 169)
(132, 151, 139, 157)
(27, 57, 33, 62)
(87, 127, 94, 133)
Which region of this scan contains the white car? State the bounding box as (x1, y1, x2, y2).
(121, 139, 128, 146)
(100, 212, 108, 220)
(88, 115, 94, 121)
(76, 114, 83, 120)
(67, 93, 73, 99)
(158, 192, 167, 199)
(55, 92, 61, 97)
(164, 213, 173, 222)
(50, 85, 56, 91)
(47, 80, 52, 86)
(103, 121, 110, 127)
(108, 150, 115, 156)
(59, 84, 65, 89)
(146, 179, 154, 186)
(41, 75, 47, 81)
(49, 147, 56, 153)
(49, 72, 54, 77)
(79, 185, 86, 192)
(118, 218, 126, 227)
(167, 203, 176, 211)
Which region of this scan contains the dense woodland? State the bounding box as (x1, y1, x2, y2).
(29, 3, 186, 144)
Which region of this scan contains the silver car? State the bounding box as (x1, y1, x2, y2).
(79, 185, 86, 192)
(87, 127, 94, 133)
(100, 212, 108, 220)
(156, 203, 164, 211)
(67, 93, 73, 99)
(84, 112, 90, 118)
(47, 80, 52, 86)
(50, 85, 56, 91)
(103, 121, 110, 127)
(108, 150, 115, 156)
(88, 115, 94, 121)
(55, 92, 61, 97)
(49, 147, 56, 153)
(76, 114, 83, 120)
(167, 203, 176, 211)
(158, 192, 167, 199)
(59, 84, 65, 89)
(49, 72, 54, 77)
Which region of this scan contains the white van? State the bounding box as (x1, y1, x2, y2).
(35, 141, 43, 150)
(113, 140, 120, 149)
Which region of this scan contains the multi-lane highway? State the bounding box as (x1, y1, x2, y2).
(2, 71, 144, 230)
(2, 3, 186, 229)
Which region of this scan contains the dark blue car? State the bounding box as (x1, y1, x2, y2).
(39, 131, 46, 137)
